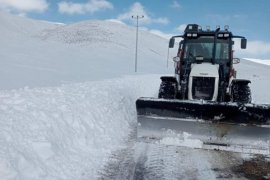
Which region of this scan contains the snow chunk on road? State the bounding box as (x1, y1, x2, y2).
(159, 132, 203, 148)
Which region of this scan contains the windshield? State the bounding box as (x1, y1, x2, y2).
(184, 36, 229, 62)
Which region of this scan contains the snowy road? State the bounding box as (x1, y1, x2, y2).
(98, 128, 250, 180)
(99, 137, 249, 180)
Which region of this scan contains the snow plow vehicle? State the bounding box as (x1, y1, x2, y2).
(136, 24, 270, 154)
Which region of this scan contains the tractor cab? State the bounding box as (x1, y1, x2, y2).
(169, 24, 247, 101)
(171, 24, 246, 65)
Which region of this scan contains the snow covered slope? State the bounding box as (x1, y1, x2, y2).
(235, 59, 270, 103)
(243, 58, 270, 66)
(0, 12, 270, 180)
(0, 11, 171, 90)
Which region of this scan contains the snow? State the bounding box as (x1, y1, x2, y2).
(159, 132, 203, 148)
(0, 11, 167, 179)
(243, 58, 270, 66)
(235, 59, 270, 103)
(133, 142, 218, 179)
(0, 11, 172, 90)
(0, 75, 161, 179)
(0, 11, 270, 179)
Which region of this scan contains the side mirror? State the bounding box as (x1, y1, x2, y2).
(169, 38, 175, 48)
(233, 58, 240, 64)
(173, 56, 180, 63)
(241, 38, 247, 49)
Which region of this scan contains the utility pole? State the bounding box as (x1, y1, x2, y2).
(132, 15, 144, 72)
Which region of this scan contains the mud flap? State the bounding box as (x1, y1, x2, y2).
(136, 97, 270, 155)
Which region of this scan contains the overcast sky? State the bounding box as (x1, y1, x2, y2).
(1, 0, 270, 59)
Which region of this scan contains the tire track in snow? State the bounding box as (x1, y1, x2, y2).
(97, 130, 137, 180)
(99, 140, 247, 180)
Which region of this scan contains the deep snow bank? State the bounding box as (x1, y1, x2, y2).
(0, 75, 160, 179)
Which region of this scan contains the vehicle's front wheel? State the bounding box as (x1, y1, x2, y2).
(231, 83, 251, 103)
(158, 80, 177, 99)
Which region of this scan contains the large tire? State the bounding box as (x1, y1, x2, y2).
(158, 81, 177, 99)
(231, 83, 251, 103)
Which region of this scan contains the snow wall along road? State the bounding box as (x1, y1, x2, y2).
(0, 75, 160, 180)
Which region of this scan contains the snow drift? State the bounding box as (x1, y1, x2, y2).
(0, 75, 160, 179)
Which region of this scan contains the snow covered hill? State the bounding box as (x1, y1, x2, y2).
(0, 11, 269, 179)
(244, 58, 270, 66)
(0, 11, 171, 90)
